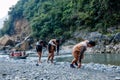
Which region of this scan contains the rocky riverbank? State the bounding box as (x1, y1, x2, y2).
(0, 31, 120, 54)
(0, 58, 120, 80)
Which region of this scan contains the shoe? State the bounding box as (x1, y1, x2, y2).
(70, 64, 75, 68)
(36, 63, 39, 66)
(75, 62, 78, 66)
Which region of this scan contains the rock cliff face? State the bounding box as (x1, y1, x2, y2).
(62, 25, 120, 54)
(0, 18, 32, 50)
(72, 30, 120, 53)
(13, 18, 31, 41)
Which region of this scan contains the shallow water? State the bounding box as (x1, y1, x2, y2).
(56, 53, 120, 66)
(0, 53, 120, 66)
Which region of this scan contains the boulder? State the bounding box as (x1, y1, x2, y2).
(0, 35, 14, 46)
(14, 35, 33, 50)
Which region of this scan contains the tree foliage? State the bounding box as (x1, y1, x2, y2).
(1, 0, 120, 39)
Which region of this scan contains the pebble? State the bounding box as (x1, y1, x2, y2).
(115, 77, 120, 80)
(0, 59, 120, 80)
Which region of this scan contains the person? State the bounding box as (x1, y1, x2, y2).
(36, 40, 44, 63)
(70, 40, 96, 68)
(47, 39, 60, 63)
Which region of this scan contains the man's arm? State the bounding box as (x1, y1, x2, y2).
(78, 46, 86, 63)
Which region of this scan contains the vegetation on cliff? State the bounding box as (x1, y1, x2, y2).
(0, 0, 120, 40)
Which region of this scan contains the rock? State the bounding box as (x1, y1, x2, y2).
(113, 33, 120, 42)
(72, 31, 120, 53)
(115, 77, 120, 80)
(0, 35, 15, 46)
(15, 39, 30, 51)
(2, 74, 7, 78)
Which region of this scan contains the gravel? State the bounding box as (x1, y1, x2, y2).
(0, 58, 120, 80)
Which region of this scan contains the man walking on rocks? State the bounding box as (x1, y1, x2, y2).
(47, 39, 60, 63)
(70, 40, 96, 68)
(36, 40, 44, 63)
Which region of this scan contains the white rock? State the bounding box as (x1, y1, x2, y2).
(115, 77, 120, 80)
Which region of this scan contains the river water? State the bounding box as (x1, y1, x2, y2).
(0, 53, 120, 66)
(56, 53, 120, 66)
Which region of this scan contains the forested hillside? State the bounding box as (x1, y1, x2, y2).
(0, 0, 120, 40)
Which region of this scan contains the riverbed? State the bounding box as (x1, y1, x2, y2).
(0, 53, 120, 80)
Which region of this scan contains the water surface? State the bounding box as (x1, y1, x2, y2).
(0, 53, 120, 66)
(56, 53, 120, 66)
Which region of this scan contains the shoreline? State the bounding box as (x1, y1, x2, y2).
(1, 53, 120, 66)
(0, 56, 120, 80)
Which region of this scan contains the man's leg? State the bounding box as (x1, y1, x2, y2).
(38, 52, 42, 63)
(50, 51, 54, 63)
(37, 52, 41, 63)
(70, 51, 79, 68)
(47, 53, 51, 63)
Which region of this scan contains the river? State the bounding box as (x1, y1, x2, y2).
(0, 53, 120, 66)
(56, 53, 120, 66)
